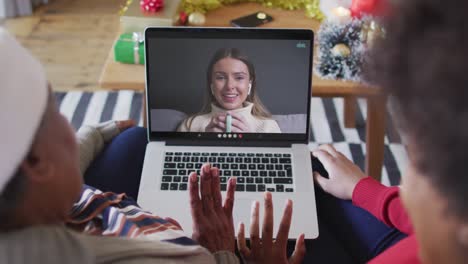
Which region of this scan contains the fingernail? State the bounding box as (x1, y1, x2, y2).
(204, 164, 211, 173)
(251, 201, 258, 211)
(190, 174, 197, 182)
(264, 191, 271, 200)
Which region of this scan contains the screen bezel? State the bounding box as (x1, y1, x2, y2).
(145, 27, 314, 146)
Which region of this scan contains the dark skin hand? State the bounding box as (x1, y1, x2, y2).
(189, 164, 237, 253)
(237, 192, 306, 264)
(312, 144, 366, 200)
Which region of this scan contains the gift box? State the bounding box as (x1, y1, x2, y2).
(120, 0, 182, 33)
(114, 32, 145, 65)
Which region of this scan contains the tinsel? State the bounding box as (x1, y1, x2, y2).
(181, 0, 324, 20)
(315, 18, 369, 82)
(119, 0, 133, 15)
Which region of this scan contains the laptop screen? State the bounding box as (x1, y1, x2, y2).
(145, 28, 313, 144)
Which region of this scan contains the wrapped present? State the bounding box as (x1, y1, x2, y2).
(120, 0, 182, 33)
(114, 32, 145, 65)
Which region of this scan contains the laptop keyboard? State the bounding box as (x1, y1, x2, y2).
(160, 152, 294, 193)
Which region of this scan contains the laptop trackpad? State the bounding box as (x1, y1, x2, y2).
(233, 197, 278, 238)
(233, 198, 255, 236)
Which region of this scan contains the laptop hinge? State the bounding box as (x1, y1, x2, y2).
(164, 139, 299, 148)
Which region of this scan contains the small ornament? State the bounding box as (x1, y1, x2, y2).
(320, 0, 352, 18)
(140, 0, 164, 13)
(175, 11, 188, 25)
(329, 6, 352, 24)
(351, 0, 388, 18)
(179, 11, 188, 25)
(331, 43, 351, 57)
(188, 12, 206, 26)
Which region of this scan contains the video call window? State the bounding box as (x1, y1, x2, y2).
(147, 38, 311, 135)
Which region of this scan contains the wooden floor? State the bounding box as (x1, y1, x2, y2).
(1, 0, 126, 91)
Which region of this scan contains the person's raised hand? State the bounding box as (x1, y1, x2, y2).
(312, 144, 367, 200)
(237, 192, 306, 264)
(189, 163, 237, 253)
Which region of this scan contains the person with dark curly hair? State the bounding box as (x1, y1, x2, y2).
(304, 0, 468, 263)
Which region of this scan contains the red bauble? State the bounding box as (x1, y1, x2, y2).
(350, 0, 388, 17)
(179, 12, 188, 25)
(140, 0, 164, 13)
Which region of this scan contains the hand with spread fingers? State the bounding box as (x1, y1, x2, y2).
(312, 144, 367, 200)
(237, 192, 306, 264)
(189, 163, 237, 253)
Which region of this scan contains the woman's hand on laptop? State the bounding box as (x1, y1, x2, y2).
(237, 192, 306, 264)
(189, 164, 237, 253)
(312, 144, 366, 200)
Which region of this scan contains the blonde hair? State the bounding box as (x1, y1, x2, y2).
(184, 48, 272, 130)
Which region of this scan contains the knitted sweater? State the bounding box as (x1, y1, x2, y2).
(177, 102, 281, 133)
(353, 177, 420, 264)
(0, 121, 239, 264)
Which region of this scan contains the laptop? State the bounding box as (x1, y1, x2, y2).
(138, 27, 318, 239)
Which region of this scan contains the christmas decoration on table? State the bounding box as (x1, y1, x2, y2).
(180, 0, 325, 21)
(314, 0, 386, 82)
(120, 0, 182, 33)
(140, 0, 164, 13)
(177, 11, 188, 25)
(188, 12, 206, 26)
(350, 0, 388, 18)
(114, 32, 145, 65)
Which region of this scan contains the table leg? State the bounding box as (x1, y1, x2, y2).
(365, 95, 386, 181)
(344, 96, 357, 128)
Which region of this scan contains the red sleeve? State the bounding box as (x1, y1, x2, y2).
(352, 177, 414, 235)
(368, 235, 421, 264)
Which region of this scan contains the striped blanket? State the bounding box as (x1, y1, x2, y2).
(66, 185, 195, 245)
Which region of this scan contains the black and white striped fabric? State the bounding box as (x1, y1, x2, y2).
(55, 91, 407, 186)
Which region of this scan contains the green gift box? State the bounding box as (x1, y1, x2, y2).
(114, 32, 145, 65)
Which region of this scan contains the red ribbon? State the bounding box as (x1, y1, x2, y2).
(140, 0, 164, 13)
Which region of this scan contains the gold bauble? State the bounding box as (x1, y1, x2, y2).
(331, 43, 351, 57)
(188, 12, 206, 26)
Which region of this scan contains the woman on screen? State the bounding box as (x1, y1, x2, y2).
(177, 48, 281, 133)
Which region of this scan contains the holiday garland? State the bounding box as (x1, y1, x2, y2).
(181, 0, 324, 20)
